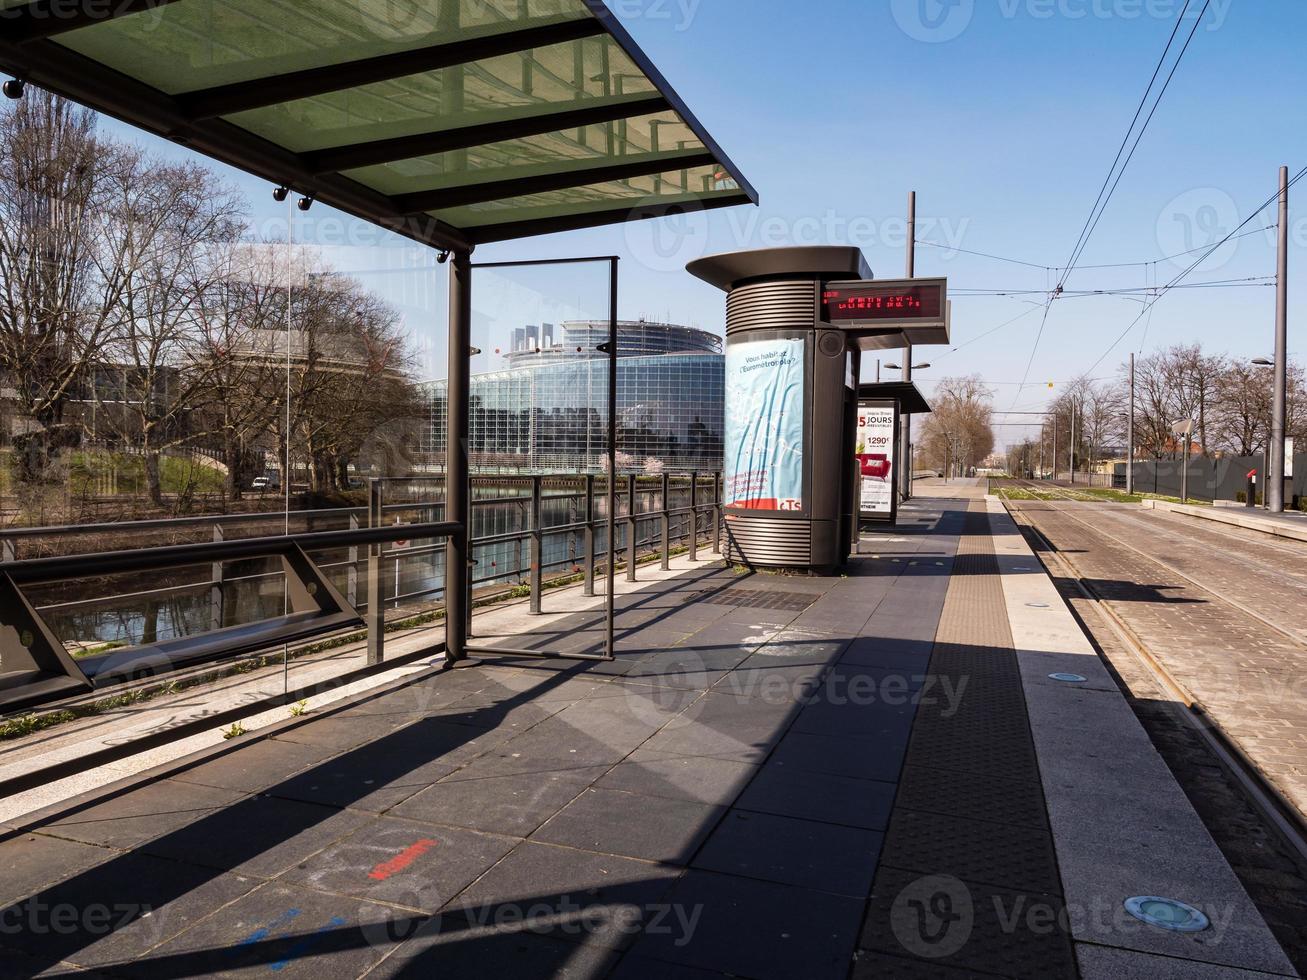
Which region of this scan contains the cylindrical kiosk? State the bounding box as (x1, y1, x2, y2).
(688, 247, 949, 572)
(687, 247, 871, 571)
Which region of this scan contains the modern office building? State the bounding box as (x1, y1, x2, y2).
(424, 320, 724, 473)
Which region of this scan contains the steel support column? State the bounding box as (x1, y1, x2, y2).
(445, 251, 472, 663)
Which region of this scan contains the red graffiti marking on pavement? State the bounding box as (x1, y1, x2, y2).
(368, 839, 438, 881)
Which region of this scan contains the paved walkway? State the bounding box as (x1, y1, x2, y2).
(0, 497, 1294, 979)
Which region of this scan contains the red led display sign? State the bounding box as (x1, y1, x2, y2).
(822, 282, 945, 323)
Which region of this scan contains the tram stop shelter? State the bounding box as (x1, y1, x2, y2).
(0, 0, 757, 693)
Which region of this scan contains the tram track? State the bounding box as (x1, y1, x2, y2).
(1008, 501, 1307, 863)
(1002, 490, 1307, 969)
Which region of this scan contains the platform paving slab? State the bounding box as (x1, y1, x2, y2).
(532, 787, 725, 864)
(691, 808, 883, 896)
(626, 868, 865, 980)
(389, 766, 608, 837)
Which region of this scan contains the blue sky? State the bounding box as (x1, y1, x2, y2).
(83, 0, 1307, 448)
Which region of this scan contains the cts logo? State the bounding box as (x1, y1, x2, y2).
(891, 0, 975, 42)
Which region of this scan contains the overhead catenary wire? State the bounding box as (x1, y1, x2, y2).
(1060, 0, 1212, 282)
(1008, 0, 1210, 408)
(1083, 164, 1307, 376)
(913, 224, 1275, 275)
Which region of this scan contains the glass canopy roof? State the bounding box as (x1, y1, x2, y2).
(0, 0, 756, 251)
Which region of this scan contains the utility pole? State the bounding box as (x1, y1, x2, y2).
(1127, 353, 1135, 495)
(900, 190, 915, 503)
(1052, 424, 1057, 483)
(1270, 165, 1290, 513)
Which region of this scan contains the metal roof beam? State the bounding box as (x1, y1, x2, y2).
(304, 92, 669, 174)
(177, 16, 606, 121)
(396, 148, 716, 214)
(464, 192, 752, 244)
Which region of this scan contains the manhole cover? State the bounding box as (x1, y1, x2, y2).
(692, 588, 819, 612)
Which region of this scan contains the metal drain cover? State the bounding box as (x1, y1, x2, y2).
(692, 588, 818, 612)
(1124, 896, 1210, 932)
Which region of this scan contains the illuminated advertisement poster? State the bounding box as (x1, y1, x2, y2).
(856, 401, 896, 515)
(724, 338, 805, 510)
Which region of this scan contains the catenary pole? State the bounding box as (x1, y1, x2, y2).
(1270, 165, 1290, 513)
(900, 192, 916, 500)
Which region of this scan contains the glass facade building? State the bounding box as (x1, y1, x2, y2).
(424, 321, 724, 473)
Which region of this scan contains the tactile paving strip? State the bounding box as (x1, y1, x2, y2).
(690, 588, 818, 612)
(856, 506, 1078, 978)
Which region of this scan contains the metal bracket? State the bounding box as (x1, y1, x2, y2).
(0, 572, 93, 713)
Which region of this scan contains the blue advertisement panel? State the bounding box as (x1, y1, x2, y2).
(724, 338, 805, 510)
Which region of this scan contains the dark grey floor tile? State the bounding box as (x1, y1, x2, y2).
(627, 869, 863, 980)
(768, 731, 908, 783)
(692, 810, 882, 896)
(41, 779, 244, 850)
(269, 720, 504, 811)
(532, 788, 725, 865)
(791, 697, 917, 741)
(391, 767, 605, 837)
(851, 948, 996, 978)
(369, 919, 619, 979)
(172, 739, 339, 794)
(632, 692, 796, 763)
(608, 953, 735, 978)
(143, 880, 419, 979)
(0, 851, 259, 969)
(451, 842, 682, 950)
(735, 766, 896, 831)
(142, 794, 373, 879)
(273, 711, 420, 751)
(0, 832, 115, 908)
(0, 944, 114, 979)
(280, 815, 516, 912)
(595, 757, 757, 806)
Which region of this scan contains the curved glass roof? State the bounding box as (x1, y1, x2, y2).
(0, 0, 756, 251)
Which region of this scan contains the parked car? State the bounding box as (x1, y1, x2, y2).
(250, 476, 272, 491)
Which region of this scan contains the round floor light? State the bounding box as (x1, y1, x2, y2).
(1049, 673, 1087, 683)
(1123, 896, 1210, 932)
(1026, 602, 1050, 609)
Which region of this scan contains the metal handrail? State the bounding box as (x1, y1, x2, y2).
(2, 522, 460, 586)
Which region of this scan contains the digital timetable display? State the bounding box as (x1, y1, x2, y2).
(822, 281, 946, 324)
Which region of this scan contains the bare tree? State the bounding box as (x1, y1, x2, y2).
(94, 161, 245, 504)
(0, 92, 127, 484)
(918, 375, 995, 478)
(192, 246, 289, 500)
(286, 274, 422, 494)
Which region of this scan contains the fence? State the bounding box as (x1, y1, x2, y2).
(1111, 455, 1307, 504)
(0, 473, 724, 713)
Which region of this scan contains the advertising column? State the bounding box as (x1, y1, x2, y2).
(856, 399, 897, 524)
(724, 338, 806, 511)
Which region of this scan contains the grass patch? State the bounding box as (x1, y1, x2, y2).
(68, 450, 226, 497)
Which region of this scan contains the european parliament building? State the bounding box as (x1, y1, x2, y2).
(424, 320, 724, 473)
